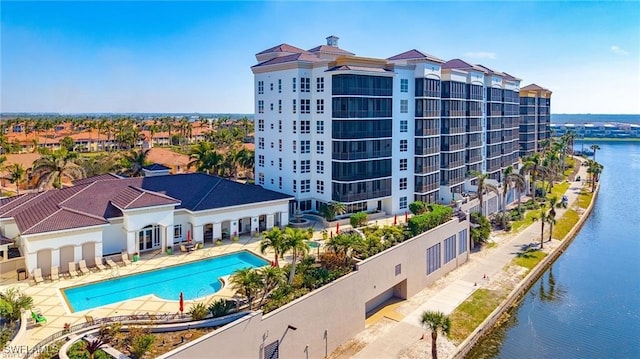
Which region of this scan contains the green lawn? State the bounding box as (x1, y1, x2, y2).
(513, 249, 547, 271)
(577, 190, 594, 209)
(449, 289, 507, 344)
(548, 181, 570, 200)
(552, 209, 580, 240)
(511, 210, 538, 232)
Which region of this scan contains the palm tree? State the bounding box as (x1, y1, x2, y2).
(326, 232, 363, 265)
(521, 153, 549, 202)
(229, 267, 261, 310)
(235, 147, 255, 179)
(534, 205, 552, 249)
(0, 287, 34, 323)
(469, 170, 498, 216)
(282, 227, 311, 284)
(256, 266, 285, 309)
(31, 148, 85, 190)
(586, 160, 603, 192)
(6, 163, 26, 195)
(500, 166, 525, 230)
(188, 142, 223, 174)
(590, 144, 601, 161)
(420, 310, 451, 359)
(260, 227, 285, 266)
(121, 148, 150, 177)
(547, 196, 564, 242)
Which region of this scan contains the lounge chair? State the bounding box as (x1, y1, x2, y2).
(94, 257, 106, 271)
(50, 266, 60, 281)
(78, 260, 90, 274)
(121, 253, 131, 266)
(180, 244, 189, 253)
(105, 258, 118, 268)
(68, 262, 79, 277)
(31, 311, 47, 325)
(33, 268, 44, 284)
(85, 315, 95, 325)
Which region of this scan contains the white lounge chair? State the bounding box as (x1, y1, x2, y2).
(33, 268, 44, 284)
(68, 262, 79, 277)
(94, 257, 106, 271)
(78, 260, 90, 275)
(121, 253, 131, 266)
(105, 258, 118, 268)
(50, 266, 60, 281)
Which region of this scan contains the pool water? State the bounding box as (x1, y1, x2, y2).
(62, 251, 268, 312)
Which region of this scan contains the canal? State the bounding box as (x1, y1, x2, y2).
(470, 141, 640, 358)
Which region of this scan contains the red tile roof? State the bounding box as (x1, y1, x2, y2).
(252, 53, 322, 68)
(442, 58, 476, 70)
(256, 43, 309, 56)
(307, 45, 355, 55)
(388, 49, 445, 63)
(521, 83, 549, 91)
(111, 186, 179, 210)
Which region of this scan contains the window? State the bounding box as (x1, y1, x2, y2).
(270, 103, 274, 111)
(258, 137, 264, 149)
(293, 120, 297, 134)
(293, 180, 297, 193)
(317, 180, 324, 194)
(301, 120, 310, 134)
(400, 78, 408, 93)
(458, 229, 468, 254)
(174, 224, 182, 239)
(278, 120, 282, 133)
(301, 160, 310, 173)
(278, 100, 282, 113)
(258, 119, 264, 132)
(317, 160, 324, 174)
(278, 158, 282, 170)
(395, 263, 401, 276)
(293, 160, 297, 173)
(301, 77, 310, 92)
(400, 158, 408, 171)
(427, 243, 441, 275)
(400, 178, 407, 190)
(270, 123, 274, 130)
(278, 139, 282, 152)
(400, 139, 408, 152)
(270, 83, 273, 91)
(258, 81, 264, 94)
(444, 235, 456, 264)
(317, 77, 324, 92)
(400, 99, 408, 113)
(278, 79, 282, 93)
(400, 120, 408, 133)
(293, 99, 297, 114)
(278, 177, 282, 189)
(292, 78, 296, 92)
(270, 142, 274, 148)
(317, 120, 324, 134)
(316, 140, 324, 154)
(264, 340, 279, 359)
(258, 100, 264, 114)
(301, 179, 310, 193)
(258, 155, 264, 167)
(270, 178, 274, 185)
(301, 140, 310, 154)
(301, 99, 310, 114)
(292, 140, 297, 153)
(316, 99, 324, 114)
(400, 196, 407, 209)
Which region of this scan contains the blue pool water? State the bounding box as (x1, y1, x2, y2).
(63, 251, 268, 312)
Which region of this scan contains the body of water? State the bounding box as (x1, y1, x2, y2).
(471, 141, 640, 358)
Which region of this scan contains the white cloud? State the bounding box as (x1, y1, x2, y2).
(610, 45, 628, 56)
(464, 51, 497, 60)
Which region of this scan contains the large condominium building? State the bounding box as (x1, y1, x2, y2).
(519, 84, 552, 157)
(252, 36, 522, 215)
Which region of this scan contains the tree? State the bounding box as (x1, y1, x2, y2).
(319, 201, 346, 221)
(229, 267, 262, 310)
(121, 148, 150, 177)
(260, 227, 285, 266)
(522, 153, 549, 202)
(188, 142, 223, 175)
(590, 144, 601, 161)
(420, 310, 451, 359)
(586, 160, 603, 192)
(282, 227, 311, 284)
(5, 164, 26, 195)
(469, 170, 498, 216)
(409, 201, 428, 215)
(500, 166, 525, 230)
(59, 136, 75, 152)
(0, 288, 34, 323)
(31, 148, 85, 190)
(547, 196, 563, 242)
(326, 232, 363, 266)
(534, 205, 553, 249)
(256, 266, 285, 309)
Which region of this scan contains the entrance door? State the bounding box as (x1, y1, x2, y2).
(139, 225, 161, 252)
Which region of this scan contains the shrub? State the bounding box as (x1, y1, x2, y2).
(187, 302, 209, 320)
(407, 204, 453, 236)
(470, 212, 491, 244)
(350, 212, 368, 228)
(130, 333, 155, 359)
(409, 201, 427, 215)
(208, 299, 236, 318)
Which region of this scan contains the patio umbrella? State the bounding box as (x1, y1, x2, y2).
(405, 211, 408, 222)
(187, 230, 191, 243)
(336, 222, 339, 234)
(179, 292, 184, 315)
(394, 214, 397, 225)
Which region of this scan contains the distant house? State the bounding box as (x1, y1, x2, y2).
(0, 173, 293, 275)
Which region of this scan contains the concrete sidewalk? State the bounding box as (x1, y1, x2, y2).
(350, 160, 590, 359)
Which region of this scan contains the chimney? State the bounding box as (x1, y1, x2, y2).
(326, 35, 339, 47)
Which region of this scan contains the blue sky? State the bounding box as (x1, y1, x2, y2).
(1, 1, 638, 114)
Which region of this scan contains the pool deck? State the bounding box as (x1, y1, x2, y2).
(0, 235, 289, 348)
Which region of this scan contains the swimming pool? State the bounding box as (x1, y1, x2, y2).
(62, 251, 268, 312)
